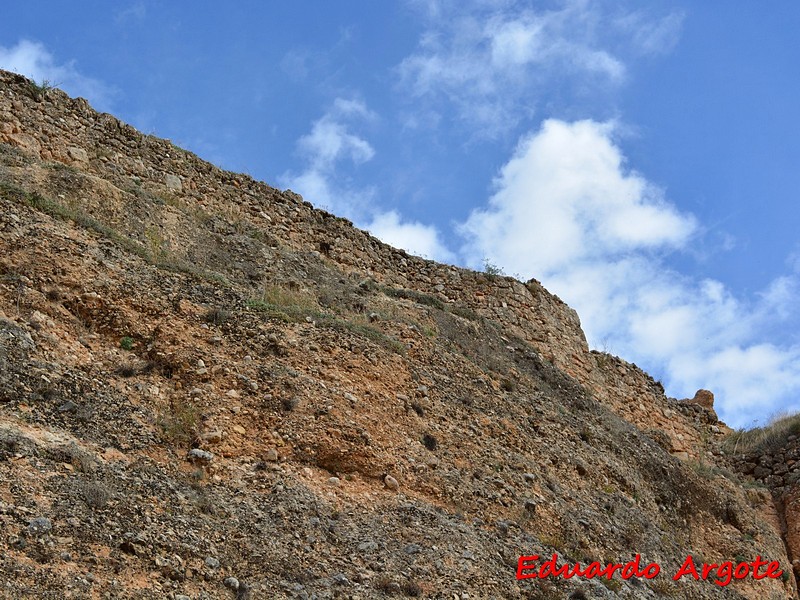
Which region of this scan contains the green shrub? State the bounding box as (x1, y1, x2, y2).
(158, 399, 199, 445)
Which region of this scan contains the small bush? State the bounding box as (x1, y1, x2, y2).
(401, 580, 422, 597)
(649, 578, 677, 596)
(158, 399, 199, 445)
(449, 305, 480, 321)
(45, 288, 62, 302)
(281, 397, 299, 411)
(81, 481, 111, 508)
(115, 364, 138, 378)
(374, 576, 401, 595)
(422, 433, 438, 451)
(27, 78, 55, 100)
(500, 378, 516, 392)
(483, 259, 505, 277)
(203, 307, 230, 326)
(600, 578, 622, 592)
(119, 336, 134, 351)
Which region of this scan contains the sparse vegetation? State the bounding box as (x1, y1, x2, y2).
(649, 578, 677, 596)
(120, 336, 134, 351)
(158, 399, 199, 445)
(115, 363, 138, 377)
(422, 433, 438, 451)
(448, 305, 481, 321)
(202, 306, 230, 326)
(723, 411, 800, 455)
(400, 580, 423, 597)
(281, 396, 299, 411)
(27, 78, 56, 100)
(2, 184, 228, 284)
(374, 575, 400, 595)
(80, 480, 111, 508)
(483, 259, 505, 277)
(599, 577, 622, 592)
(381, 285, 445, 310)
(249, 283, 321, 322)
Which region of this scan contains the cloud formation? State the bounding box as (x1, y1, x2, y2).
(459, 118, 800, 427)
(397, 1, 683, 134)
(365, 210, 455, 263)
(460, 119, 696, 274)
(280, 98, 377, 217)
(0, 39, 114, 111)
(281, 100, 453, 262)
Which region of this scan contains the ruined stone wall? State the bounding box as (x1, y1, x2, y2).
(731, 439, 800, 582)
(0, 71, 589, 380)
(0, 70, 710, 458)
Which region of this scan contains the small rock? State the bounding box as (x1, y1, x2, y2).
(265, 448, 279, 462)
(404, 543, 422, 554)
(224, 576, 240, 590)
(232, 425, 246, 435)
(165, 173, 182, 190)
(57, 401, 77, 413)
(28, 517, 52, 536)
(67, 146, 88, 162)
(204, 556, 220, 569)
(188, 449, 214, 463)
(358, 541, 379, 552)
(200, 430, 223, 444)
(383, 474, 399, 491)
(328, 477, 340, 486)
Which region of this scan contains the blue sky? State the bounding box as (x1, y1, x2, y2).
(2, 1, 799, 428)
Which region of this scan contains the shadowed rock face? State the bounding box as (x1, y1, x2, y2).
(0, 69, 797, 599)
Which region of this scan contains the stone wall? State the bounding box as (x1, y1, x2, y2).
(732, 438, 800, 582)
(0, 69, 712, 459)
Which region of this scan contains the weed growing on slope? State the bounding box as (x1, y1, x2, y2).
(723, 412, 800, 455)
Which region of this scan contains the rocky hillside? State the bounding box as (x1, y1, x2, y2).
(0, 69, 796, 599)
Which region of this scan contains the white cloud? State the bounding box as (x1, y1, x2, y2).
(115, 2, 147, 24)
(458, 118, 800, 427)
(616, 9, 685, 56)
(459, 119, 696, 275)
(397, 1, 680, 134)
(281, 100, 456, 264)
(0, 39, 114, 111)
(298, 118, 375, 170)
(365, 210, 455, 262)
(280, 98, 376, 217)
